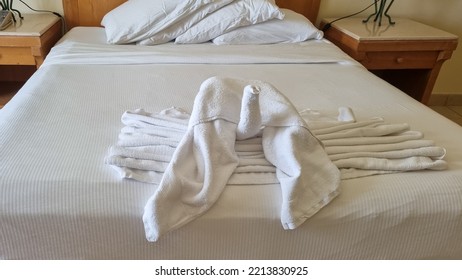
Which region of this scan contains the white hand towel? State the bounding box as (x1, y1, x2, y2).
(263, 125, 340, 229)
(143, 120, 240, 242)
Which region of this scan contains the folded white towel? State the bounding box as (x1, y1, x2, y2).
(142, 76, 340, 241)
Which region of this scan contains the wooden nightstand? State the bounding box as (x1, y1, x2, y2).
(0, 14, 62, 81)
(321, 18, 458, 104)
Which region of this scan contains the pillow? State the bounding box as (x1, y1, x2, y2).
(102, 0, 226, 44)
(138, 0, 234, 45)
(175, 0, 284, 44)
(212, 9, 324, 45)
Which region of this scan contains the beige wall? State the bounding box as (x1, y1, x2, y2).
(16, 0, 462, 95)
(15, 0, 63, 15)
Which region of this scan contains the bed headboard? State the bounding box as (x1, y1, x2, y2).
(63, 0, 321, 30)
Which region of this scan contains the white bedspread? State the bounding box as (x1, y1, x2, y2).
(1, 27, 462, 259)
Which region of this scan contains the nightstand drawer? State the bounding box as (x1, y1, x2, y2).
(361, 51, 439, 70)
(0, 46, 36, 65)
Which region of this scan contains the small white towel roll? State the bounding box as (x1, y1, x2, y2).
(236, 85, 262, 140)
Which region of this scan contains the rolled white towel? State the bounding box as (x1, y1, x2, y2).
(329, 146, 447, 161)
(334, 156, 448, 171)
(236, 85, 262, 140)
(121, 108, 188, 130)
(108, 145, 176, 162)
(120, 126, 185, 139)
(325, 139, 436, 155)
(322, 130, 424, 147)
(316, 123, 411, 141)
(338, 107, 356, 122)
(105, 155, 169, 172)
(311, 118, 384, 136)
(117, 133, 181, 147)
(299, 107, 356, 130)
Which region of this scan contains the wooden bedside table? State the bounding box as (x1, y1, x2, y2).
(0, 14, 62, 81)
(321, 18, 458, 104)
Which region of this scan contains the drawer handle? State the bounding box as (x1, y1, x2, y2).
(396, 57, 404, 63)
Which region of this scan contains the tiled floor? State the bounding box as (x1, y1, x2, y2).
(1, 82, 462, 126)
(0, 82, 22, 109)
(428, 106, 462, 126)
(428, 93, 462, 126)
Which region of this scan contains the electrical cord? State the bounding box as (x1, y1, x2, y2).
(18, 0, 61, 17)
(322, 0, 380, 32)
(18, 0, 67, 33)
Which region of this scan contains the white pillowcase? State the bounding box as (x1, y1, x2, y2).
(102, 0, 225, 44)
(138, 0, 234, 45)
(212, 9, 324, 45)
(175, 0, 284, 44)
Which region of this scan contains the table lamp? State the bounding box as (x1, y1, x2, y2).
(363, 0, 395, 26)
(0, 0, 23, 22)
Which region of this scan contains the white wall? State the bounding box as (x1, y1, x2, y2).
(16, 0, 462, 95)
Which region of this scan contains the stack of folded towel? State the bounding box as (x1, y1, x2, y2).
(106, 108, 447, 182)
(298, 108, 447, 179)
(106, 107, 280, 185)
(105, 77, 447, 241)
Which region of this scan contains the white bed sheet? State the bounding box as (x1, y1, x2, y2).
(45, 27, 355, 65)
(1, 27, 462, 259)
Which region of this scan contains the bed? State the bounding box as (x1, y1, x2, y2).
(1, 0, 461, 260)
